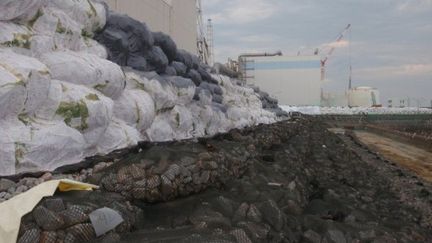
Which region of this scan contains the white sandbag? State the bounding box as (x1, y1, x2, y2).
(0, 21, 32, 48)
(189, 104, 213, 137)
(207, 108, 230, 136)
(0, 48, 49, 76)
(165, 76, 196, 105)
(169, 105, 194, 140)
(54, 81, 114, 146)
(31, 7, 80, 36)
(0, 0, 44, 22)
(145, 115, 175, 142)
(142, 78, 177, 111)
(30, 34, 56, 57)
(96, 118, 142, 154)
(40, 50, 125, 99)
(80, 38, 108, 59)
(0, 65, 26, 118)
(0, 48, 51, 117)
(34, 79, 63, 120)
(45, 0, 106, 34)
(17, 120, 87, 173)
(125, 72, 177, 111)
(23, 71, 51, 115)
(0, 117, 31, 176)
(113, 89, 155, 134)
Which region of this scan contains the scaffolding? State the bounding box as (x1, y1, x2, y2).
(196, 0, 211, 65)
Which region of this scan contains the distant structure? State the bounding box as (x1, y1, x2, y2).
(206, 19, 215, 66)
(348, 87, 381, 107)
(239, 53, 322, 106)
(388, 97, 432, 108)
(105, 0, 199, 55)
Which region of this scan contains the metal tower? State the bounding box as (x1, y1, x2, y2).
(196, 0, 210, 65)
(206, 19, 214, 66)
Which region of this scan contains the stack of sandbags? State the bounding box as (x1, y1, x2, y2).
(0, 0, 141, 175)
(0, 0, 282, 176)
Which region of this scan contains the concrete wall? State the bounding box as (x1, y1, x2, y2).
(245, 55, 322, 106)
(104, 0, 197, 54)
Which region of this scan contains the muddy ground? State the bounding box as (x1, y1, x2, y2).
(354, 130, 432, 182)
(17, 117, 432, 243)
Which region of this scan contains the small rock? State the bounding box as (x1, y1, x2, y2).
(230, 228, 252, 243)
(233, 203, 249, 222)
(359, 230, 376, 240)
(3, 193, 13, 200)
(93, 162, 107, 173)
(303, 230, 322, 243)
(0, 179, 16, 192)
(0, 191, 7, 198)
(23, 178, 39, 187)
(213, 196, 234, 217)
(326, 230, 346, 243)
(260, 200, 285, 231)
(198, 152, 212, 161)
(15, 185, 28, 194)
(247, 204, 262, 223)
(40, 172, 53, 181)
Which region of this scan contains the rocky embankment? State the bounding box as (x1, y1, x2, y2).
(15, 117, 432, 243)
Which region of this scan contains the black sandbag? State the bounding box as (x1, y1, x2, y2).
(164, 66, 177, 76)
(213, 63, 240, 79)
(193, 88, 212, 101)
(187, 69, 202, 86)
(153, 32, 177, 63)
(127, 54, 148, 71)
(146, 46, 169, 73)
(259, 91, 270, 98)
(199, 82, 212, 94)
(170, 61, 187, 77)
(95, 13, 154, 68)
(197, 66, 212, 82)
(141, 71, 170, 86)
(209, 83, 223, 96)
(250, 85, 260, 93)
(266, 96, 279, 105)
(212, 94, 223, 104)
(191, 55, 200, 70)
(193, 87, 202, 101)
(175, 49, 193, 69)
(96, 29, 129, 66)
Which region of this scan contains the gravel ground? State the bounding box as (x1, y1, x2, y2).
(9, 117, 432, 242)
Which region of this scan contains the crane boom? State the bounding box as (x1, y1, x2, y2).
(320, 24, 351, 80)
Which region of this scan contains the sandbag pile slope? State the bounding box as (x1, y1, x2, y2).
(0, 0, 280, 176)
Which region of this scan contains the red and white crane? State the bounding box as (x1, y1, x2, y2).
(319, 24, 351, 83)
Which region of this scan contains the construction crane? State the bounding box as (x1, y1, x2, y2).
(319, 24, 351, 82)
(196, 0, 211, 65)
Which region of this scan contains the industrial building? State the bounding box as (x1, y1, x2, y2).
(104, 0, 198, 54)
(240, 54, 322, 106)
(388, 97, 432, 108)
(347, 87, 381, 107)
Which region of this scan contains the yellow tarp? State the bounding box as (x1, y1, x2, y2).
(0, 179, 98, 243)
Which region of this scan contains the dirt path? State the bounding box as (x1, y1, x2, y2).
(355, 130, 432, 182)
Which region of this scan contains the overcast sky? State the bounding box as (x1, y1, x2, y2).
(202, 0, 432, 105)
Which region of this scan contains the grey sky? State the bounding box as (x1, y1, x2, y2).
(202, 0, 432, 105)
